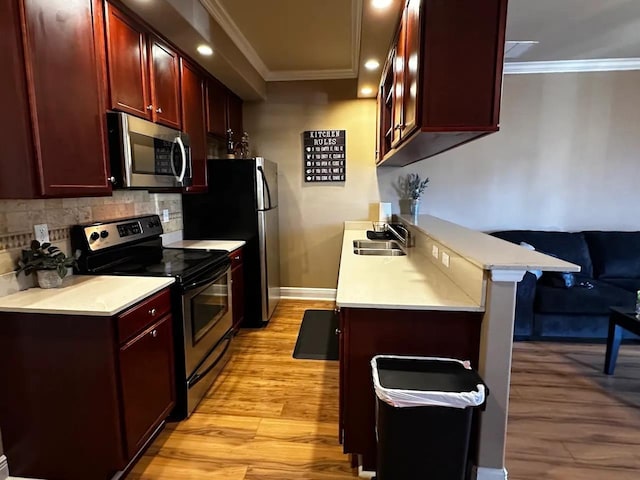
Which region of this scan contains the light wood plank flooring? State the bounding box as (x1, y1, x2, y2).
(129, 300, 640, 479)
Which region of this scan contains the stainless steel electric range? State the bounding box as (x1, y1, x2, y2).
(71, 214, 233, 419)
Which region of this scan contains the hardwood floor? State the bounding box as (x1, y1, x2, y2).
(128, 300, 640, 479)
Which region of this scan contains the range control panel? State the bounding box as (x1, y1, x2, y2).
(75, 215, 164, 251)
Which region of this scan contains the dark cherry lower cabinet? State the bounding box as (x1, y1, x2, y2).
(0, 0, 111, 198)
(0, 288, 175, 480)
(338, 307, 483, 471)
(230, 247, 245, 330)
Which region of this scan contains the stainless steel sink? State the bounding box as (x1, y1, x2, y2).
(353, 248, 406, 256)
(352, 239, 406, 256)
(353, 240, 403, 250)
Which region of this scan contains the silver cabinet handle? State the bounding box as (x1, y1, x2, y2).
(335, 328, 341, 335)
(234, 255, 240, 260)
(108, 176, 117, 184)
(146, 105, 153, 111)
(156, 107, 163, 114)
(150, 329, 158, 338)
(149, 308, 156, 317)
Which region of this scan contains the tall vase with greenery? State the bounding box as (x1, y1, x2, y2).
(15, 240, 77, 288)
(402, 173, 430, 217)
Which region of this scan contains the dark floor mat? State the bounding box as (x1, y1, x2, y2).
(292, 310, 339, 360)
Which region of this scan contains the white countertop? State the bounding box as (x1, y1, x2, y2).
(400, 214, 580, 272)
(166, 240, 245, 252)
(0, 276, 174, 316)
(336, 226, 482, 311)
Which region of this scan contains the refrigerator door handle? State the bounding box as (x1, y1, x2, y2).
(257, 165, 273, 210)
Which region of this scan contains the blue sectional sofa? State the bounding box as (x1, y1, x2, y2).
(491, 230, 640, 341)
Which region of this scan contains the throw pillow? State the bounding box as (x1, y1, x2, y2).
(519, 241, 543, 279)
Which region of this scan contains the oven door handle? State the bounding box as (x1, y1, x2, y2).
(181, 267, 229, 293)
(189, 333, 233, 387)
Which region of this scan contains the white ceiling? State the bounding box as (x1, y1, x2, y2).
(122, 0, 640, 100)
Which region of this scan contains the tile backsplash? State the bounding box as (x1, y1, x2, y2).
(0, 191, 183, 292)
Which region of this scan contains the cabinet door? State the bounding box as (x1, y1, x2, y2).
(230, 259, 245, 330)
(227, 93, 244, 144)
(119, 315, 175, 460)
(391, 9, 406, 148)
(401, 0, 421, 139)
(206, 78, 228, 138)
(0, 1, 38, 198)
(22, 0, 111, 197)
(105, 2, 151, 120)
(150, 37, 181, 129)
(181, 60, 207, 192)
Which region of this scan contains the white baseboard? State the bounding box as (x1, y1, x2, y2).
(280, 287, 336, 301)
(0, 455, 8, 480)
(472, 466, 508, 480)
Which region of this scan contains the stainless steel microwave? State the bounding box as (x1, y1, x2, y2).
(107, 112, 192, 189)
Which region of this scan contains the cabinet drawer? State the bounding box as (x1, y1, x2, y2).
(118, 289, 171, 343)
(229, 248, 243, 269)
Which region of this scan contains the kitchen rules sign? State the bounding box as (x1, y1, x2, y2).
(303, 130, 346, 182)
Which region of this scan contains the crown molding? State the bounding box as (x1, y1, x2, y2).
(266, 69, 358, 82)
(199, 0, 269, 79)
(504, 58, 640, 75)
(200, 0, 360, 82)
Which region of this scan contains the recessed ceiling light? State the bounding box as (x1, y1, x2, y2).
(364, 59, 380, 71)
(361, 87, 374, 96)
(372, 0, 392, 9)
(197, 45, 214, 56)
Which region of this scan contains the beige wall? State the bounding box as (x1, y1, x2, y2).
(378, 71, 640, 232)
(244, 80, 379, 288)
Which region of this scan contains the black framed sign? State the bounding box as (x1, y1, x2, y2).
(303, 130, 346, 182)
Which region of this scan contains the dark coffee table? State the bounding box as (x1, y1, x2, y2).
(604, 307, 640, 375)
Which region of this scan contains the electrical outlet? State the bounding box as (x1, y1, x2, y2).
(162, 209, 170, 223)
(441, 252, 450, 268)
(432, 245, 439, 258)
(34, 224, 50, 243)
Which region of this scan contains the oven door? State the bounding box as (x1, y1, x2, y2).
(181, 266, 233, 378)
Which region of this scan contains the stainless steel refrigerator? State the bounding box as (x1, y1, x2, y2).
(182, 157, 280, 326)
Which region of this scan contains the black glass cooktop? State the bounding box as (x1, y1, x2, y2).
(96, 247, 229, 284)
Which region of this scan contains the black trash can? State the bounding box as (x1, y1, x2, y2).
(371, 355, 487, 480)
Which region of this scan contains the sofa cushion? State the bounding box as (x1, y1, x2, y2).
(534, 280, 634, 315)
(600, 278, 640, 293)
(583, 231, 640, 279)
(491, 231, 592, 277)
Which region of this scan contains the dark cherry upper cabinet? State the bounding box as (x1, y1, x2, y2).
(0, 0, 111, 199)
(206, 78, 228, 138)
(227, 93, 244, 145)
(149, 37, 181, 129)
(378, 0, 508, 167)
(105, 2, 181, 129)
(181, 60, 208, 193)
(104, 2, 151, 120)
(206, 82, 244, 144)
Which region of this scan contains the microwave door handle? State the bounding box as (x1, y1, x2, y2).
(175, 136, 187, 183)
(170, 141, 179, 178)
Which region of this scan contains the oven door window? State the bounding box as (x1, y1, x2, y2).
(191, 274, 229, 344)
(129, 132, 182, 176)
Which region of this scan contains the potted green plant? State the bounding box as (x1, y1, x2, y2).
(15, 240, 77, 288)
(397, 173, 430, 216)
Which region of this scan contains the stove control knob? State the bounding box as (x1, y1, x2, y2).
(100, 230, 109, 239)
(90, 232, 99, 242)
(148, 221, 155, 228)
